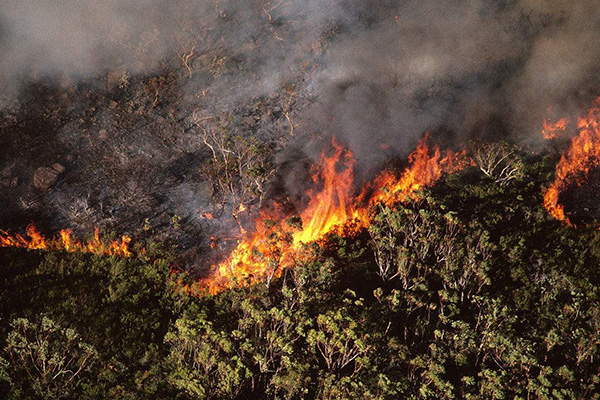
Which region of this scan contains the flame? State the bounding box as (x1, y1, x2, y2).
(292, 139, 359, 244)
(543, 96, 600, 225)
(542, 117, 569, 140)
(367, 133, 470, 206)
(0, 223, 133, 257)
(198, 139, 359, 294)
(194, 133, 471, 295)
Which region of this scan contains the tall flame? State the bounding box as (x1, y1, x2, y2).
(544, 96, 600, 225)
(194, 133, 471, 295)
(199, 139, 359, 294)
(292, 139, 359, 245)
(0, 223, 132, 257)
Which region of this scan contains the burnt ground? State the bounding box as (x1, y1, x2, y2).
(0, 53, 315, 272)
(4, 2, 598, 275)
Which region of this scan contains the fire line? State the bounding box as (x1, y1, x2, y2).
(0, 223, 133, 258)
(544, 96, 600, 226)
(190, 133, 471, 295)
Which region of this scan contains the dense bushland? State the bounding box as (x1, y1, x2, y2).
(1, 157, 600, 399)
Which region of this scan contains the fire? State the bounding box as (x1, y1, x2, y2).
(543, 96, 600, 225)
(367, 133, 470, 206)
(542, 117, 569, 140)
(292, 139, 359, 245)
(0, 223, 133, 257)
(198, 139, 359, 294)
(194, 133, 471, 295)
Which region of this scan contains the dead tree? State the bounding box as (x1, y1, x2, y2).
(193, 113, 276, 230)
(471, 140, 524, 186)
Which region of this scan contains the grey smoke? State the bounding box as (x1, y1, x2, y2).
(2, 0, 600, 156)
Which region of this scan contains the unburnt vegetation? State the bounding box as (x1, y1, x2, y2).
(1, 158, 600, 399)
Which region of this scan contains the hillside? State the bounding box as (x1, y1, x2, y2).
(2, 1, 600, 399)
(1, 158, 600, 399)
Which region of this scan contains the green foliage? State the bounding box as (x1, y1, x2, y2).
(0, 247, 178, 399)
(2, 158, 600, 399)
(2, 317, 97, 399)
(165, 316, 251, 399)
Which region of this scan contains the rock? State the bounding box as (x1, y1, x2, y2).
(99, 129, 108, 140)
(33, 164, 65, 191)
(109, 101, 119, 109)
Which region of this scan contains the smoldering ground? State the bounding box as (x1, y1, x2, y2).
(1, 0, 600, 265)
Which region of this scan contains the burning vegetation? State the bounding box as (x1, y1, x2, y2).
(542, 117, 569, 140)
(191, 133, 471, 295)
(0, 223, 133, 257)
(7, 97, 600, 296)
(4, 1, 600, 398)
(544, 96, 600, 226)
(4, 93, 600, 295)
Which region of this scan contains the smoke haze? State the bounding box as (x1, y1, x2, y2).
(2, 1, 599, 142)
(2, 0, 600, 236)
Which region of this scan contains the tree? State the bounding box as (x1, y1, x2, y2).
(165, 316, 251, 399)
(471, 140, 524, 186)
(368, 204, 402, 281)
(306, 294, 370, 375)
(193, 113, 276, 229)
(2, 317, 97, 399)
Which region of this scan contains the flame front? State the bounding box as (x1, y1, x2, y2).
(367, 133, 469, 206)
(542, 117, 569, 140)
(292, 139, 358, 245)
(0, 223, 132, 257)
(196, 133, 471, 295)
(544, 96, 600, 225)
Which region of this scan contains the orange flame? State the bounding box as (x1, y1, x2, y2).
(543, 96, 600, 225)
(193, 133, 471, 295)
(292, 139, 359, 244)
(367, 133, 470, 206)
(201, 212, 214, 220)
(0, 223, 133, 257)
(542, 117, 569, 140)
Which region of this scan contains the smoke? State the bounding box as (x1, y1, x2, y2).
(3, 0, 600, 175)
(307, 1, 521, 170)
(509, 0, 600, 139)
(0, 0, 204, 97)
